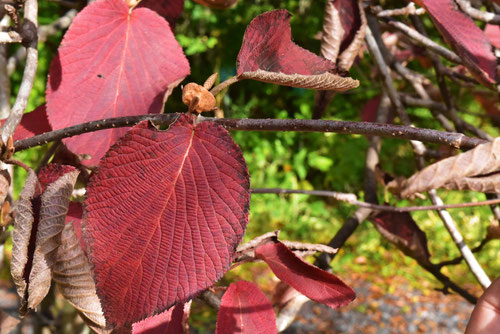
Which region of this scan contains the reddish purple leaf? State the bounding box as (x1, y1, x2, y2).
(421, 0, 497, 86)
(370, 211, 431, 265)
(1, 105, 51, 142)
(237, 10, 359, 91)
(138, 0, 184, 26)
(46, 0, 190, 165)
(216, 281, 277, 334)
(361, 95, 381, 123)
(485, 24, 500, 49)
(255, 241, 355, 309)
(38, 164, 77, 192)
(83, 113, 250, 327)
(132, 302, 190, 334)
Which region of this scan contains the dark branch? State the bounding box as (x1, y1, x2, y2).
(13, 113, 486, 152)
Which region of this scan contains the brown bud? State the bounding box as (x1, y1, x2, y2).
(182, 83, 216, 114)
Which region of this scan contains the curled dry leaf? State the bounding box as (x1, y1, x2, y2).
(0, 169, 10, 205)
(216, 281, 277, 334)
(53, 221, 108, 333)
(370, 211, 431, 266)
(393, 138, 500, 198)
(182, 83, 216, 113)
(11, 166, 79, 314)
(237, 10, 359, 91)
(486, 224, 500, 240)
(193, 0, 238, 10)
(320, 0, 366, 71)
(419, 0, 497, 87)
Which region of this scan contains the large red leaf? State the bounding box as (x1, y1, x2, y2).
(255, 241, 355, 309)
(216, 281, 277, 334)
(370, 211, 431, 265)
(84, 113, 250, 327)
(138, 0, 184, 25)
(132, 302, 190, 334)
(46, 0, 190, 165)
(1, 105, 51, 142)
(420, 0, 497, 86)
(236, 10, 358, 91)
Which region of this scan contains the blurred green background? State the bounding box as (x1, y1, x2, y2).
(5, 0, 499, 332)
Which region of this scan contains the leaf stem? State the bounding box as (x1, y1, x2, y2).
(210, 75, 240, 96)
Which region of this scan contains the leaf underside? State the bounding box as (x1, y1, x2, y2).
(46, 0, 190, 165)
(84, 113, 250, 327)
(132, 302, 190, 334)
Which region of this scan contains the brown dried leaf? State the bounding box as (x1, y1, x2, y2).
(0, 310, 20, 333)
(0, 169, 10, 205)
(53, 221, 108, 333)
(193, 0, 238, 9)
(27, 169, 79, 310)
(11, 170, 38, 313)
(337, 1, 366, 71)
(182, 82, 216, 113)
(395, 138, 500, 198)
(320, 0, 343, 63)
(239, 70, 358, 91)
(487, 224, 500, 240)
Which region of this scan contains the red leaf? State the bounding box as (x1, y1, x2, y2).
(132, 302, 190, 334)
(255, 241, 355, 309)
(216, 281, 277, 334)
(420, 0, 497, 86)
(38, 164, 77, 192)
(83, 113, 250, 327)
(1, 105, 51, 141)
(361, 95, 381, 123)
(236, 10, 358, 91)
(46, 0, 190, 165)
(370, 211, 431, 265)
(485, 24, 500, 49)
(138, 0, 184, 26)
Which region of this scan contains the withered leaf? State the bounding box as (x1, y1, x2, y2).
(370, 211, 431, 266)
(395, 138, 500, 198)
(11, 167, 79, 314)
(320, 0, 366, 71)
(0, 169, 10, 205)
(11, 170, 38, 313)
(53, 221, 108, 333)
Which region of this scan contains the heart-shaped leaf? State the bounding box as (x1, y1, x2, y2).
(46, 0, 190, 165)
(370, 211, 431, 265)
(84, 113, 250, 327)
(392, 137, 500, 197)
(237, 10, 359, 91)
(11, 165, 79, 314)
(216, 281, 277, 334)
(420, 0, 497, 86)
(255, 241, 355, 309)
(132, 302, 191, 334)
(53, 221, 108, 333)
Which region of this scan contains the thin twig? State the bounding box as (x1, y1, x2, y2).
(436, 238, 492, 269)
(456, 0, 500, 24)
(210, 75, 240, 96)
(252, 188, 500, 212)
(375, 3, 426, 17)
(376, 15, 462, 64)
(1, 0, 38, 144)
(12, 114, 487, 152)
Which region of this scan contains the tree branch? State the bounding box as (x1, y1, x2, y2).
(12, 114, 487, 152)
(1, 0, 38, 144)
(456, 0, 500, 24)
